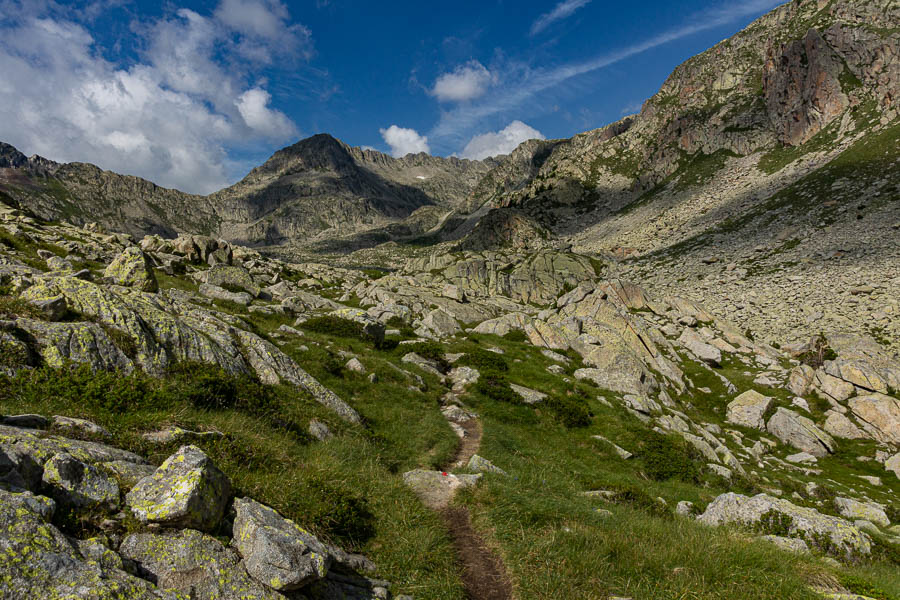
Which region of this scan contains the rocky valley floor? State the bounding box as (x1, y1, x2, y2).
(0, 202, 897, 599)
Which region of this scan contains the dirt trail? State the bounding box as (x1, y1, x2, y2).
(438, 415, 513, 600)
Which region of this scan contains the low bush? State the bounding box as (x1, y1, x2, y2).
(300, 315, 367, 339)
(502, 330, 528, 343)
(458, 347, 508, 373)
(639, 431, 701, 483)
(474, 375, 521, 404)
(544, 395, 592, 428)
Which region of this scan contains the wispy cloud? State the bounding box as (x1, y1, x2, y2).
(530, 0, 592, 36)
(434, 0, 782, 145)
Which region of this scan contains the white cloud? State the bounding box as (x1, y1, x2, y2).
(0, 1, 306, 194)
(433, 0, 783, 142)
(430, 60, 494, 102)
(460, 121, 545, 160)
(379, 125, 430, 157)
(236, 87, 296, 138)
(530, 0, 592, 36)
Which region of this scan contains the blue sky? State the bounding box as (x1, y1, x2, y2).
(0, 0, 784, 194)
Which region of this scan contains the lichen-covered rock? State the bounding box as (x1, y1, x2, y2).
(14, 318, 134, 373)
(726, 390, 773, 430)
(120, 528, 283, 599)
(0, 487, 167, 599)
(104, 246, 159, 292)
(206, 264, 260, 296)
(233, 497, 331, 591)
(52, 415, 111, 439)
(235, 331, 361, 423)
(758, 535, 810, 554)
(698, 492, 871, 558)
(126, 445, 231, 532)
(467, 455, 508, 476)
(41, 452, 120, 510)
(141, 426, 224, 445)
(766, 407, 835, 457)
(835, 497, 890, 528)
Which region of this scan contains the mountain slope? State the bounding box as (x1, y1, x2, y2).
(0, 134, 494, 247)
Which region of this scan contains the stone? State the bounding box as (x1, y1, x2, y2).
(233, 496, 331, 591)
(141, 426, 225, 445)
(592, 435, 633, 459)
(308, 419, 333, 441)
(448, 366, 480, 392)
(442, 283, 466, 302)
(26, 295, 68, 321)
(206, 264, 260, 296)
(401, 352, 445, 377)
(726, 390, 773, 430)
(698, 492, 870, 558)
(120, 529, 282, 599)
(52, 416, 111, 439)
(885, 453, 900, 479)
(126, 445, 231, 532)
(402, 469, 481, 508)
(510, 383, 547, 404)
(14, 318, 134, 373)
(0, 487, 165, 599)
(785, 452, 817, 464)
(41, 452, 120, 510)
(679, 328, 722, 366)
(815, 370, 856, 403)
(442, 404, 477, 423)
(758, 535, 810, 554)
(834, 497, 890, 528)
(787, 365, 814, 396)
(467, 455, 507, 476)
(417, 308, 461, 338)
(330, 308, 386, 345)
(847, 394, 900, 444)
(199, 283, 253, 306)
(823, 411, 866, 440)
(104, 246, 158, 292)
(345, 357, 366, 373)
(676, 501, 695, 516)
(766, 408, 835, 457)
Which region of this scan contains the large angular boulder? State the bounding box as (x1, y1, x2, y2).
(206, 264, 260, 297)
(822, 410, 866, 440)
(199, 283, 253, 306)
(766, 407, 835, 457)
(847, 394, 900, 444)
(416, 308, 461, 339)
(104, 246, 158, 292)
(233, 497, 331, 591)
(698, 492, 871, 558)
(678, 328, 722, 366)
(726, 390, 772, 430)
(120, 529, 282, 599)
(126, 445, 231, 532)
(41, 452, 120, 510)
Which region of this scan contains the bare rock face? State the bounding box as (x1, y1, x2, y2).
(764, 28, 850, 146)
(766, 407, 836, 457)
(699, 492, 871, 558)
